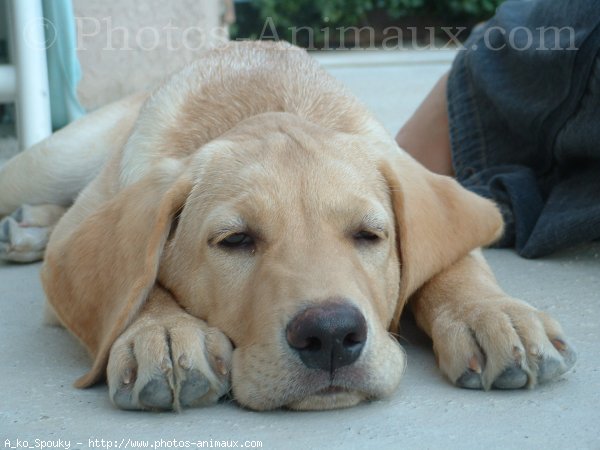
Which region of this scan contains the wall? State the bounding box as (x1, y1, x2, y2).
(73, 0, 230, 110)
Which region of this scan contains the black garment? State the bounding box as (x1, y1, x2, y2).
(447, 0, 600, 257)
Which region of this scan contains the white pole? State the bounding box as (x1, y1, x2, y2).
(9, 0, 52, 150)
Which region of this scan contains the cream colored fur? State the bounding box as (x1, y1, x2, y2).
(0, 42, 575, 411)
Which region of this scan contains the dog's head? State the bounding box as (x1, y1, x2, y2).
(160, 113, 407, 410)
(47, 112, 501, 410)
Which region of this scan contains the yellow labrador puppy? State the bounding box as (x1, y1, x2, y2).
(0, 42, 575, 411)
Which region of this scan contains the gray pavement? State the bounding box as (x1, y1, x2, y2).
(1, 50, 599, 449)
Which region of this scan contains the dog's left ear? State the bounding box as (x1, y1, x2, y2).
(379, 148, 503, 330)
(41, 167, 192, 388)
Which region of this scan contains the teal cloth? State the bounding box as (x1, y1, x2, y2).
(42, 0, 85, 129)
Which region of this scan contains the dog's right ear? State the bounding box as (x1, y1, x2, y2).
(379, 146, 504, 332)
(41, 167, 192, 388)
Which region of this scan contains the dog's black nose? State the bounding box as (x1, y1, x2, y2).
(286, 302, 367, 372)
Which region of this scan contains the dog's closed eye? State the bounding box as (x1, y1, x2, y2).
(219, 233, 255, 249)
(353, 230, 381, 243)
(350, 211, 388, 245)
(208, 217, 258, 252)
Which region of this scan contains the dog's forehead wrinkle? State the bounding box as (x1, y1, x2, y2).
(198, 145, 369, 208)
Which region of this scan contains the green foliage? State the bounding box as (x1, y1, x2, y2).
(238, 0, 506, 45)
(444, 0, 502, 16)
(253, 0, 504, 23)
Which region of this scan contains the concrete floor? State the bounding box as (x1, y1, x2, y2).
(2, 50, 600, 449)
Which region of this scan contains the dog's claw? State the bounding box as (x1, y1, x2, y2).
(537, 340, 576, 383)
(492, 365, 528, 389)
(552, 339, 577, 367)
(456, 370, 483, 389)
(537, 357, 563, 383)
(112, 368, 137, 409)
(11, 206, 24, 223)
(179, 369, 211, 407)
(113, 386, 135, 410)
(139, 378, 173, 410)
(563, 343, 577, 367)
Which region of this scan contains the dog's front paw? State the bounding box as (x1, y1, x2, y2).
(107, 314, 233, 411)
(0, 204, 65, 262)
(431, 297, 576, 390)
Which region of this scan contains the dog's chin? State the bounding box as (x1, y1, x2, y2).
(286, 388, 366, 411)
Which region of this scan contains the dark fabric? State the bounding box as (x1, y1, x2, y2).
(447, 0, 600, 258)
